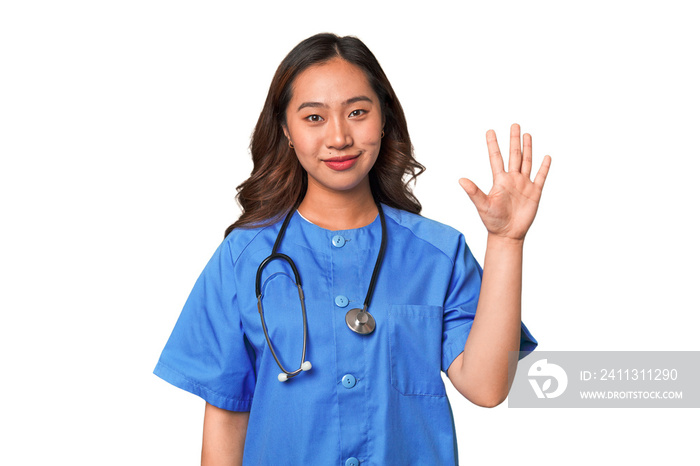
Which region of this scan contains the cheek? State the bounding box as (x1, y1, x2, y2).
(359, 117, 384, 148)
(290, 130, 320, 155)
(357, 123, 382, 145)
(359, 133, 382, 153)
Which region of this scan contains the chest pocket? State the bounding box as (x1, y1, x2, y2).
(388, 305, 446, 396)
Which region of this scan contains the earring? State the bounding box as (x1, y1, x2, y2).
(380, 130, 385, 138)
(288, 140, 294, 149)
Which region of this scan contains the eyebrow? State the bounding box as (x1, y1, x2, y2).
(297, 95, 373, 112)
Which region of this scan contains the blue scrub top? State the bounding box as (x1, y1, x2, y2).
(154, 205, 537, 465)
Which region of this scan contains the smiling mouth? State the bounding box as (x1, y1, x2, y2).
(322, 154, 360, 163)
(323, 154, 361, 171)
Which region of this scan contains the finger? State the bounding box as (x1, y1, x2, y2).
(459, 178, 489, 213)
(533, 155, 552, 189)
(522, 133, 533, 178)
(508, 123, 522, 173)
(485, 129, 505, 180)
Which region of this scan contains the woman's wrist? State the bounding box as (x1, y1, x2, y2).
(486, 232, 525, 249)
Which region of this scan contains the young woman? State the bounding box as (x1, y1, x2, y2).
(155, 33, 551, 465)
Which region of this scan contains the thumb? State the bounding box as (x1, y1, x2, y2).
(459, 178, 488, 213)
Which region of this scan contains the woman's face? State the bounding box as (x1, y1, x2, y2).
(284, 58, 384, 197)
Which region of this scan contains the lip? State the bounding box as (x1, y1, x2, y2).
(323, 154, 360, 171)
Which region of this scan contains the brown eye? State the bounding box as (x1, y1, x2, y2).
(349, 109, 366, 118)
(305, 114, 323, 122)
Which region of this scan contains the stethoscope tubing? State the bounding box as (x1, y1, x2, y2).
(256, 207, 310, 380)
(256, 259, 308, 379)
(255, 203, 386, 381)
(361, 204, 387, 313)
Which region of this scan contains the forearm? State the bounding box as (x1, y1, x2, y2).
(449, 233, 524, 406)
(202, 402, 249, 466)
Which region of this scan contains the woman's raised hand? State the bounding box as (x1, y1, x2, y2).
(459, 124, 551, 241)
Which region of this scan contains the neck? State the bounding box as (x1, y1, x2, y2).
(298, 179, 378, 230)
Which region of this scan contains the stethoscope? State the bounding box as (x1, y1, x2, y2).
(256, 203, 387, 382)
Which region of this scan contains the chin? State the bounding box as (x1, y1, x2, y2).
(313, 175, 370, 195)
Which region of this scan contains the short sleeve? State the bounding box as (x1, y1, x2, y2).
(153, 239, 256, 411)
(441, 237, 538, 372)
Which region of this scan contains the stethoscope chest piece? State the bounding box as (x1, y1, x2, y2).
(345, 308, 376, 335)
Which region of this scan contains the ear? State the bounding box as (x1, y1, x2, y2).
(282, 125, 290, 141)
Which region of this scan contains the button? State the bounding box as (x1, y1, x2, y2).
(341, 374, 357, 389)
(331, 235, 346, 247)
(335, 295, 349, 307)
(345, 457, 360, 466)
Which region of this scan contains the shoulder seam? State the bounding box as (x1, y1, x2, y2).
(225, 225, 276, 265)
(384, 211, 458, 266)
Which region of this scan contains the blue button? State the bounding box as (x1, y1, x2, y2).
(345, 457, 360, 466)
(335, 295, 349, 307)
(341, 374, 357, 389)
(332, 235, 346, 247)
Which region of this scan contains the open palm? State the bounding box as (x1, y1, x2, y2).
(459, 124, 551, 240)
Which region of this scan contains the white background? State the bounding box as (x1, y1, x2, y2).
(1, 1, 698, 464)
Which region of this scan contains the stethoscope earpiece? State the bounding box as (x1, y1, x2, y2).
(277, 361, 311, 383)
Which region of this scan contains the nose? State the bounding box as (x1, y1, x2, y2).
(325, 117, 352, 151)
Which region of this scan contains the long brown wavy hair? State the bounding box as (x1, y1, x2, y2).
(225, 33, 425, 237)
